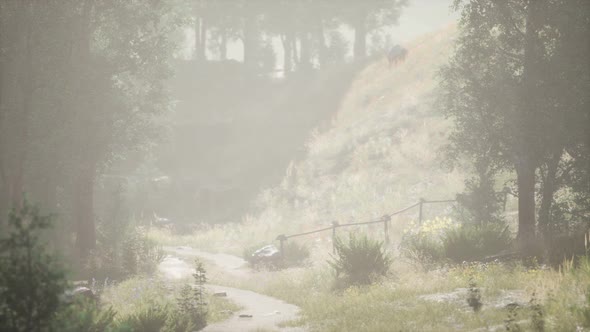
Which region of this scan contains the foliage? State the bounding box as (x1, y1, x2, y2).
(440, 0, 590, 249)
(466, 279, 483, 312)
(175, 260, 207, 330)
(175, 285, 206, 331)
(52, 298, 118, 332)
(581, 288, 590, 328)
(529, 293, 545, 332)
(0, 203, 68, 332)
(161, 308, 196, 332)
(456, 174, 505, 225)
(88, 227, 165, 281)
(400, 217, 458, 264)
(400, 217, 512, 264)
(329, 233, 391, 287)
(442, 224, 512, 263)
(0, 0, 186, 261)
(118, 304, 169, 332)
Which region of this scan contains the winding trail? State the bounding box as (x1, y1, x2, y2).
(159, 246, 305, 332)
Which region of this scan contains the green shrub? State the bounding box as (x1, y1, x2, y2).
(400, 217, 457, 265)
(442, 223, 512, 263)
(119, 304, 169, 332)
(88, 227, 165, 281)
(400, 234, 444, 264)
(0, 202, 68, 332)
(174, 259, 207, 330)
(162, 308, 196, 332)
(52, 298, 118, 332)
(175, 285, 206, 331)
(329, 233, 392, 287)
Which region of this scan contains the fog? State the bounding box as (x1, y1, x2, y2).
(0, 0, 588, 331)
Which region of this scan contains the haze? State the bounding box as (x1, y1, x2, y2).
(0, 1, 588, 331)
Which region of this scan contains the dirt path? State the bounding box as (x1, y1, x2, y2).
(159, 246, 305, 332)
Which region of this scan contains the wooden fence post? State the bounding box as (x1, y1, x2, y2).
(332, 221, 339, 253)
(276, 234, 286, 260)
(382, 215, 391, 245)
(502, 187, 509, 212)
(418, 198, 425, 225)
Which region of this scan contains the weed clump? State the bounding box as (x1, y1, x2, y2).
(442, 223, 512, 263)
(329, 233, 391, 287)
(401, 218, 513, 265)
(467, 278, 483, 312)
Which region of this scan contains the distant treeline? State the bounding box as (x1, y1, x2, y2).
(0, 0, 408, 265)
(188, 0, 408, 73)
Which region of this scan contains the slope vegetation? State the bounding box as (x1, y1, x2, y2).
(251, 25, 463, 239)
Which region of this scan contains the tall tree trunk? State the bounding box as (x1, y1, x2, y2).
(538, 150, 561, 238)
(74, 165, 96, 262)
(316, 17, 327, 69)
(200, 17, 207, 61)
(74, 0, 97, 263)
(195, 16, 207, 61)
(243, 10, 258, 71)
(5, 0, 34, 211)
(516, 159, 536, 249)
(353, 11, 367, 60)
(299, 31, 312, 71)
(281, 31, 293, 75)
(516, 0, 543, 251)
(291, 35, 299, 66)
(219, 29, 227, 61)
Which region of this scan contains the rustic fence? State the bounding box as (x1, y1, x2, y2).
(275, 198, 457, 254)
(275, 190, 514, 254)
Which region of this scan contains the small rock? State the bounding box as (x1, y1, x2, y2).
(239, 314, 253, 318)
(213, 292, 227, 297)
(250, 244, 280, 265)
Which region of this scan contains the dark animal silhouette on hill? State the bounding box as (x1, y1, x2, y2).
(387, 45, 408, 67)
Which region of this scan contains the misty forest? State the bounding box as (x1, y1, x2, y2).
(0, 0, 589, 331)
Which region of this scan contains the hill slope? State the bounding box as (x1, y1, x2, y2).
(250, 26, 464, 237)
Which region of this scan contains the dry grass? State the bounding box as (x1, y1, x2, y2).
(100, 275, 241, 325)
(208, 255, 590, 331)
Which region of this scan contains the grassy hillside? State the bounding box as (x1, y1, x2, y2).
(150, 25, 468, 252)
(249, 25, 464, 239)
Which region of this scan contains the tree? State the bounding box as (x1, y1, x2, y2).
(441, 0, 590, 251)
(0, 202, 67, 332)
(338, 0, 407, 60)
(0, 0, 184, 262)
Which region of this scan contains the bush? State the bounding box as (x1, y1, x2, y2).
(119, 304, 169, 332)
(175, 285, 206, 331)
(401, 217, 512, 264)
(88, 227, 165, 281)
(0, 202, 68, 332)
(174, 259, 207, 330)
(442, 223, 512, 263)
(52, 298, 118, 332)
(400, 234, 445, 264)
(329, 233, 392, 287)
(162, 308, 196, 332)
(400, 217, 457, 264)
